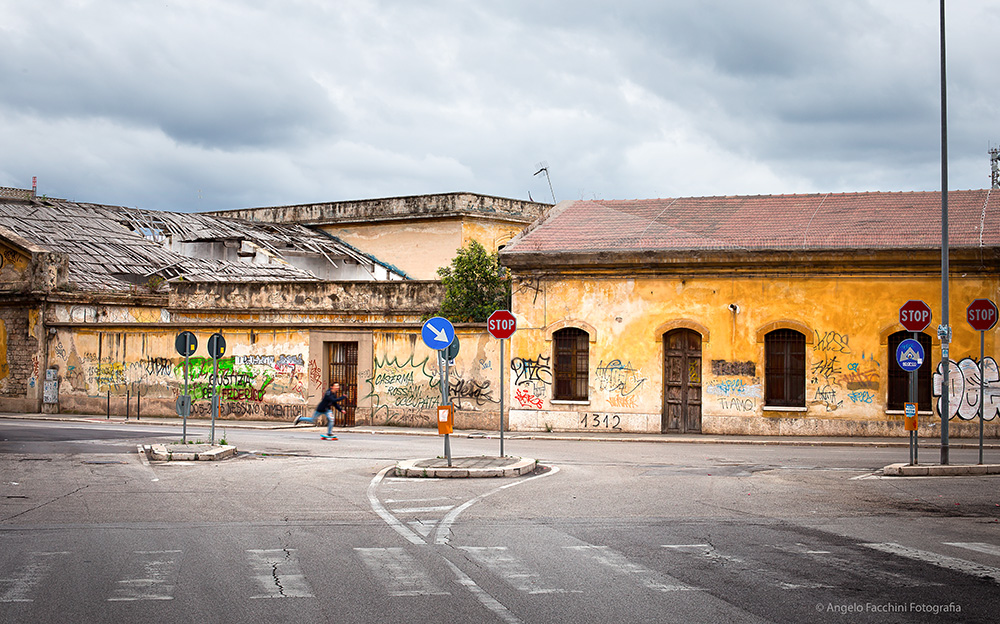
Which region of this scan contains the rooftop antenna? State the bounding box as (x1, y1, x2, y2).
(533, 161, 556, 204)
(990, 146, 999, 189)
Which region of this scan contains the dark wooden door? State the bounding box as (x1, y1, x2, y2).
(663, 329, 702, 433)
(328, 341, 358, 426)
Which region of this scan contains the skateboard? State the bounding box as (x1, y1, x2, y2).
(320, 434, 338, 440)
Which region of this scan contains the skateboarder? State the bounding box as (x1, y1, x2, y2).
(295, 382, 346, 439)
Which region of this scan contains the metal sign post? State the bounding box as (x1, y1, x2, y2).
(487, 310, 517, 457)
(967, 298, 998, 464)
(175, 331, 198, 444)
(423, 317, 457, 467)
(207, 333, 226, 445)
(897, 337, 925, 466)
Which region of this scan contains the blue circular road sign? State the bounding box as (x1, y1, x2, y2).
(895, 339, 924, 372)
(421, 316, 456, 350)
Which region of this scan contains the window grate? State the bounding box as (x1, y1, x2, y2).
(765, 329, 806, 407)
(554, 328, 589, 400)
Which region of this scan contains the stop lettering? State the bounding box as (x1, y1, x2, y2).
(487, 310, 517, 339)
(967, 299, 998, 331)
(899, 300, 932, 332)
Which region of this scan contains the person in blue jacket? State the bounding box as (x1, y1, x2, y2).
(295, 382, 345, 439)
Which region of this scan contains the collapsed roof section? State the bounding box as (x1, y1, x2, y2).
(0, 197, 408, 294)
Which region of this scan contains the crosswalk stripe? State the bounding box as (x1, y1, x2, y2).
(355, 548, 450, 596)
(862, 542, 1000, 584)
(460, 547, 580, 594)
(943, 542, 1000, 558)
(775, 543, 940, 588)
(0, 552, 69, 603)
(661, 544, 832, 590)
(391, 505, 455, 514)
(107, 550, 182, 601)
(570, 545, 697, 592)
(246, 549, 315, 598)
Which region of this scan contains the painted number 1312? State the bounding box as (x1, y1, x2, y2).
(580, 414, 622, 430)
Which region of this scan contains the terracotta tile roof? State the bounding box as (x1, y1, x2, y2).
(503, 190, 1000, 255)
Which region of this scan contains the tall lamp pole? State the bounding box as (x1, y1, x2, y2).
(938, 0, 951, 465)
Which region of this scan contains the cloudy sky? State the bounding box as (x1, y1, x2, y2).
(1, 1, 998, 212)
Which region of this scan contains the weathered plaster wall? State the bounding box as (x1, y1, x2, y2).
(363, 329, 500, 429)
(324, 219, 463, 280)
(507, 274, 1000, 437)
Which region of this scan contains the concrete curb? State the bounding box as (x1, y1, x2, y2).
(143, 443, 237, 462)
(395, 456, 537, 478)
(882, 462, 1000, 477)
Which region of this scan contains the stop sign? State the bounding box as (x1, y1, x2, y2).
(487, 310, 517, 339)
(899, 300, 932, 332)
(967, 298, 998, 331)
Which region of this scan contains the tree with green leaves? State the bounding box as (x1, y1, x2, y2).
(436, 240, 511, 322)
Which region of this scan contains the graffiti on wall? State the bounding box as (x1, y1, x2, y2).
(364, 354, 439, 426)
(933, 357, 999, 421)
(514, 387, 543, 409)
(595, 359, 646, 399)
(705, 377, 762, 412)
(807, 329, 880, 411)
(510, 355, 552, 400)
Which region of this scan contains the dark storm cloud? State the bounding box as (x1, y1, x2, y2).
(0, 0, 997, 210)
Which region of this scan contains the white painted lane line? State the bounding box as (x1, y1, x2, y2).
(943, 542, 1000, 558)
(246, 549, 315, 598)
(355, 548, 450, 597)
(863, 542, 1000, 584)
(0, 552, 70, 603)
(460, 547, 581, 595)
(390, 505, 455, 514)
(433, 465, 560, 545)
(571, 545, 697, 592)
(107, 550, 182, 602)
(407, 520, 437, 538)
(384, 497, 452, 504)
(775, 543, 941, 588)
(444, 558, 522, 624)
(368, 466, 426, 545)
(661, 544, 832, 590)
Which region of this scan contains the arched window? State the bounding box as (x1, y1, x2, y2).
(887, 331, 932, 411)
(553, 327, 589, 400)
(765, 329, 806, 407)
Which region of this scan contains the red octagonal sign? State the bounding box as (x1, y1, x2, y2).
(967, 298, 998, 331)
(899, 300, 932, 332)
(487, 310, 517, 339)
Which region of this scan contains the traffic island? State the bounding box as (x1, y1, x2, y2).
(395, 456, 537, 478)
(882, 462, 1000, 477)
(141, 443, 237, 462)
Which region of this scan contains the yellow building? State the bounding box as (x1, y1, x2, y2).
(500, 191, 1000, 437)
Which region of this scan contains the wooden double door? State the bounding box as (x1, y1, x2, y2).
(662, 328, 702, 433)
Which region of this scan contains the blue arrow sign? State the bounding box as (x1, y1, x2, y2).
(895, 339, 924, 372)
(421, 316, 456, 350)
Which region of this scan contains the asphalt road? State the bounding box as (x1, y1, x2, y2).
(1, 419, 998, 623)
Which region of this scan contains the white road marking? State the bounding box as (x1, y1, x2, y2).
(246, 549, 315, 598)
(661, 544, 832, 590)
(355, 548, 450, 597)
(775, 543, 940, 588)
(943, 542, 1000, 558)
(460, 547, 580, 594)
(368, 466, 426, 545)
(391, 505, 455, 514)
(407, 520, 437, 537)
(0, 552, 69, 603)
(444, 558, 523, 624)
(433, 465, 560, 545)
(108, 550, 182, 601)
(863, 542, 1000, 584)
(571, 545, 697, 592)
